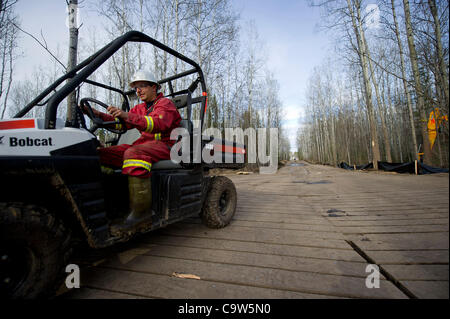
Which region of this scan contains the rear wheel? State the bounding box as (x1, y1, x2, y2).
(0, 203, 72, 299)
(202, 176, 237, 228)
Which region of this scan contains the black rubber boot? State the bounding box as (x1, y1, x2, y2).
(111, 176, 153, 234)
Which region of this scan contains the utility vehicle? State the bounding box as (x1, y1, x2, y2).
(0, 31, 245, 298)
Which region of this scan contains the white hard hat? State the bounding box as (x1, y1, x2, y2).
(129, 70, 160, 89)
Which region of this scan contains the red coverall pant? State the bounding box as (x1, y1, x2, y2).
(98, 141, 171, 178)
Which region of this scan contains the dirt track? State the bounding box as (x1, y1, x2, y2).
(62, 161, 449, 299)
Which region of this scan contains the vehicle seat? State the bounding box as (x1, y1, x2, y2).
(117, 128, 140, 145)
(111, 94, 194, 171)
(152, 159, 182, 170)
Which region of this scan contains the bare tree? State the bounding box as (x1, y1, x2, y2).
(428, 0, 448, 114)
(66, 0, 80, 126)
(0, 0, 18, 119)
(300, 0, 448, 168)
(346, 0, 381, 168)
(389, 0, 418, 160)
(402, 0, 433, 165)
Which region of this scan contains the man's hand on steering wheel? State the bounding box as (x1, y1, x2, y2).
(107, 106, 129, 120)
(82, 104, 101, 117)
(79, 97, 128, 134)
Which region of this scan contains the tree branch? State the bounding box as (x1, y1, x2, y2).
(11, 22, 66, 70)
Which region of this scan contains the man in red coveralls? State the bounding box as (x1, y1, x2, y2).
(86, 70, 181, 230)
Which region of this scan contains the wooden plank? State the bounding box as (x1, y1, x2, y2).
(235, 212, 327, 222)
(182, 220, 343, 238)
(305, 196, 449, 203)
(321, 209, 448, 216)
(131, 243, 369, 278)
(314, 198, 449, 204)
(160, 223, 350, 249)
(306, 194, 448, 200)
(301, 194, 449, 202)
(345, 233, 449, 250)
(322, 213, 448, 221)
(237, 206, 321, 213)
(336, 209, 449, 215)
(94, 254, 406, 299)
(141, 234, 365, 262)
(382, 265, 449, 281)
(317, 205, 448, 211)
(233, 215, 335, 225)
(79, 268, 334, 299)
(322, 198, 449, 204)
(402, 281, 449, 299)
(60, 287, 147, 299)
(328, 218, 448, 227)
(214, 219, 340, 232)
(367, 250, 449, 265)
(237, 199, 315, 204)
(236, 207, 320, 216)
(337, 224, 449, 234)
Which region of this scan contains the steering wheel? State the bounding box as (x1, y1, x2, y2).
(79, 98, 127, 134)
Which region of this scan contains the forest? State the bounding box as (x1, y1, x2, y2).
(297, 0, 449, 168)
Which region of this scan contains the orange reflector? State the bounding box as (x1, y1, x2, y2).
(213, 145, 246, 154)
(0, 119, 35, 130)
(203, 92, 208, 114)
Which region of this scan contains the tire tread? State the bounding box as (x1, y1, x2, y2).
(202, 176, 237, 229)
(0, 202, 72, 299)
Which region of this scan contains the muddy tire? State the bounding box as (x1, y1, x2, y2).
(0, 202, 72, 299)
(202, 176, 237, 228)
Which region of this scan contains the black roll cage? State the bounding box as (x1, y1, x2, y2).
(14, 31, 208, 130)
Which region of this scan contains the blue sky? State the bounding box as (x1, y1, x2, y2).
(234, 0, 332, 151)
(14, 0, 332, 152)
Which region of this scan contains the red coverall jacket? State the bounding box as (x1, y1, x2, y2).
(97, 93, 181, 178)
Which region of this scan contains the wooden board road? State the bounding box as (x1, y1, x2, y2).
(62, 162, 449, 299)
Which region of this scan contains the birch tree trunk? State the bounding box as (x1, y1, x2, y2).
(121, 0, 127, 91)
(390, 0, 418, 160)
(402, 0, 433, 165)
(330, 114, 337, 165)
(428, 0, 449, 114)
(0, 1, 17, 119)
(381, 72, 393, 161)
(196, 0, 202, 68)
(138, 0, 143, 69)
(367, 52, 392, 162)
(66, 0, 79, 126)
(162, 1, 169, 80)
(347, 0, 380, 169)
(173, 0, 179, 91)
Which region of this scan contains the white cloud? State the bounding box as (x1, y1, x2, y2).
(283, 104, 304, 120)
(284, 106, 299, 120)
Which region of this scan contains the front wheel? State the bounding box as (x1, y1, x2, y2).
(0, 203, 72, 299)
(202, 176, 237, 228)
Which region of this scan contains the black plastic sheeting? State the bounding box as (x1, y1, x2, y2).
(338, 161, 449, 175)
(419, 162, 450, 174)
